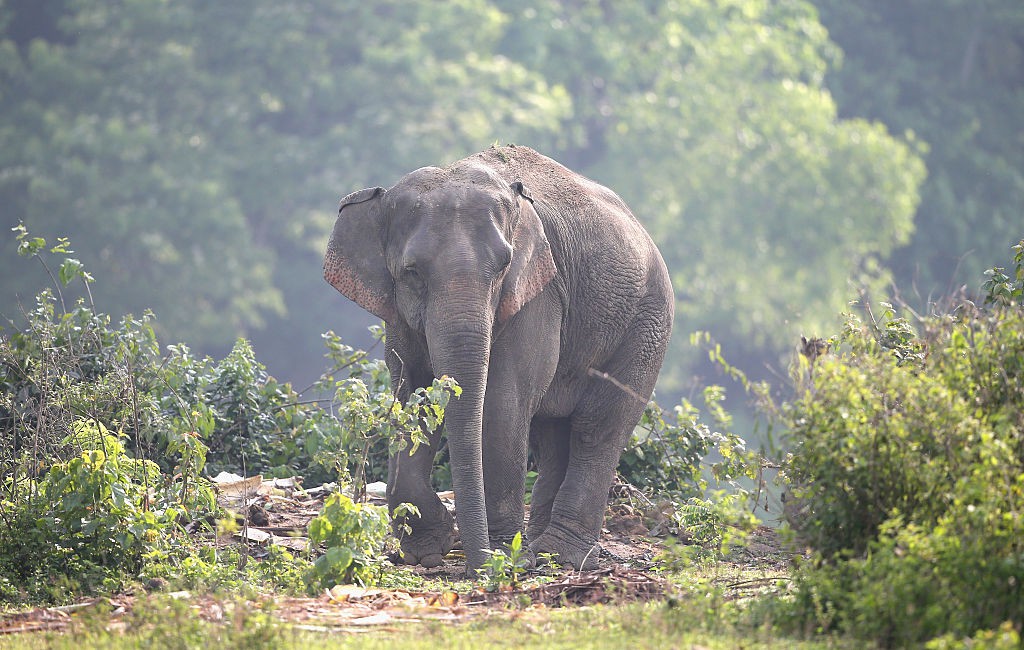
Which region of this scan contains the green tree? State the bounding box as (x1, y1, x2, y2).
(2, 0, 926, 394)
(0, 0, 568, 369)
(0, 0, 285, 346)
(813, 0, 1024, 299)
(496, 0, 925, 386)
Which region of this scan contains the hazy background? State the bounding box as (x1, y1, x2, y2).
(2, 0, 1021, 404)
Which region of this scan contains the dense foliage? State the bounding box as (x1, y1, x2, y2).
(306, 492, 392, 589)
(0, 424, 180, 603)
(0, 0, 931, 391)
(775, 241, 1024, 645)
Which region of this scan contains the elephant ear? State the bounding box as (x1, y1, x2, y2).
(498, 182, 557, 323)
(323, 187, 397, 321)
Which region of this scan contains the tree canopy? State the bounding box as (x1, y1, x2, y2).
(494, 1, 923, 383)
(3, 0, 997, 394)
(815, 0, 1024, 298)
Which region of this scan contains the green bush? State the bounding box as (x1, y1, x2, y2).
(618, 397, 733, 499)
(140, 543, 310, 596)
(148, 338, 351, 485)
(0, 422, 205, 603)
(926, 622, 1022, 650)
(306, 492, 391, 588)
(477, 531, 530, 592)
(1, 292, 163, 478)
(311, 331, 462, 494)
(776, 240, 1024, 644)
(783, 303, 1024, 557)
(788, 508, 1023, 647)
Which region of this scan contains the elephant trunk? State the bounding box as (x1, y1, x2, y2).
(425, 305, 492, 573)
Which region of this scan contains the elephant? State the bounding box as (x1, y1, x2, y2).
(323, 145, 673, 573)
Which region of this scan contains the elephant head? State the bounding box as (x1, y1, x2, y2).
(323, 164, 556, 570)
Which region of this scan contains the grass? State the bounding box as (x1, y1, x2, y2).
(281, 604, 853, 650)
(0, 556, 858, 650)
(3, 597, 855, 650)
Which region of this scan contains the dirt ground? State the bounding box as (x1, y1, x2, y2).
(0, 475, 788, 635)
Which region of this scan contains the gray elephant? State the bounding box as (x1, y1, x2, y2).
(323, 145, 673, 573)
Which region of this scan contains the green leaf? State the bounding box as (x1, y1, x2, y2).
(324, 545, 354, 573)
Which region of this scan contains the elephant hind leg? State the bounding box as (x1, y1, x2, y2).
(526, 416, 571, 542)
(530, 367, 655, 570)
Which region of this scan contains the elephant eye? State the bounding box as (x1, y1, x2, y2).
(401, 264, 422, 283)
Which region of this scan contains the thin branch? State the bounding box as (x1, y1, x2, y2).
(33, 255, 65, 314)
(125, 356, 149, 511)
(586, 368, 648, 407)
(272, 397, 334, 412)
(297, 335, 383, 397)
(82, 276, 95, 311)
(725, 577, 791, 589)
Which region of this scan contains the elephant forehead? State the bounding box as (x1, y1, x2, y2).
(402, 205, 508, 255)
(387, 187, 508, 229)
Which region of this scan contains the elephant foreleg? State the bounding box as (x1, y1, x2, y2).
(481, 302, 559, 556)
(387, 421, 455, 568)
(385, 329, 456, 568)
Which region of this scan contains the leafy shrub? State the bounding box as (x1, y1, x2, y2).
(310, 331, 461, 494)
(140, 543, 310, 596)
(147, 338, 350, 485)
(650, 490, 762, 572)
(788, 508, 1023, 647)
(783, 302, 1024, 558)
(1, 290, 163, 481)
(0, 422, 207, 603)
(327, 370, 459, 496)
(776, 240, 1024, 644)
(782, 320, 969, 556)
(1, 227, 212, 491)
(477, 531, 530, 592)
(676, 493, 758, 552)
(981, 240, 1024, 307)
(619, 399, 723, 499)
(926, 622, 1021, 650)
(0, 230, 209, 602)
(306, 492, 391, 588)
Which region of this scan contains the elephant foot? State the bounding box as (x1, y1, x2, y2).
(530, 529, 601, 571)
(390, 500, 456, 568)
(393, 526, 456, 568)
(399, 550, 447, 568)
